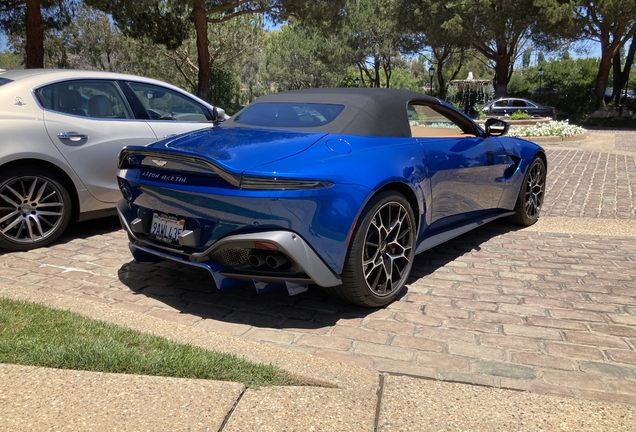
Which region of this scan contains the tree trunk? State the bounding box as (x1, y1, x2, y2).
(612, 49, 622, 105)
(25, 0, 44, 68)
(493, 61, 509, 98)
(192, 0, 210, 101)
(613, 33, 636, 105)
(594, 52, 613, 108)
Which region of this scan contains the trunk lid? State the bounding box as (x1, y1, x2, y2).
(149, 126, 327, 172)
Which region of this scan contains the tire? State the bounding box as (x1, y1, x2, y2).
(328, 191, 416, 308)
(0, 166, 72, 251)
(510, 156, 546, 226)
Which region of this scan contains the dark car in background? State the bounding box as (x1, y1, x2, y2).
(482, 97, 557, 119)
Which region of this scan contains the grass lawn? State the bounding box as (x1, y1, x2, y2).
(0, 297, 306, 388)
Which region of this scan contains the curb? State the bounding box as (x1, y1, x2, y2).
(525, 133, 588, 143)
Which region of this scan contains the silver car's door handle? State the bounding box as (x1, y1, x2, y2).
(57, 132, 88, 141)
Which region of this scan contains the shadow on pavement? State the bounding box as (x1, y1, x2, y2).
(0, 215, 123, 257)
(115, 221, 523, 330)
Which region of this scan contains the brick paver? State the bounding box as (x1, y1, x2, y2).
(1, 130, 635, 405)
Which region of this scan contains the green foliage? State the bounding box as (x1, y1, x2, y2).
(510, 111, 532, 120)
(0, 298, 305, 388)
(84, 0, 192, 50)
(508, 58, 600, 120)
(222, 101, 244, 116)
(0, 51, 21, 69)
(0, 0, 75, 36)
(209, 67, 240, 108)
(265, 23, 348, 90)
(581, 116, 636, 129)
(342, 0, 403, 87)
(4, 0, 631, 123)
(389, 66, 423, 91)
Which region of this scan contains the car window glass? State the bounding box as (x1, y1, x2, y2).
(511, 100, 527, 107)
(234, 103, 345, 127)
(127, 82, 211, 122)
(36, 80, 132, 119)
(409, 103, 473, 138)
(494, 100, 509, 107)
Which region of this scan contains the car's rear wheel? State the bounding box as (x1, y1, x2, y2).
(0, 167, 72, 251)
(510, 156, 546, 226)
(328, 191, 416, 308)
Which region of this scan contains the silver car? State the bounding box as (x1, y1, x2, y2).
(0, 69, 226, 251)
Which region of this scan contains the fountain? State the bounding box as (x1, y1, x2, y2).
(447, 72, 494, 119)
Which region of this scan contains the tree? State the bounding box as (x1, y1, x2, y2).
(87, 0, 346, 101)
(522, 49, 532, 69)
(265, 22, 348, 90)
(611, 33, 636, 105)
(160, 13, 265, 102)
(398, 1, 473, 98)
(575, 1, 636, 107)
(342, 0, 402, 88)
(0, 49, 21, 69)
(508, 58, 600, 119)
(46, 4, 129, 71)
(417, 0, 575, 98)
(0, 0, 75, 68)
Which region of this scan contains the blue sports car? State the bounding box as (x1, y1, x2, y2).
(116, 88, 546, 307)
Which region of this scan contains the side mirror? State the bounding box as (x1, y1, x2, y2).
(485, 118, 509, 136)
(211, 107, 218, 122)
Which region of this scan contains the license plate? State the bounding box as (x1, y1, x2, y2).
(150, 213, 185, 244)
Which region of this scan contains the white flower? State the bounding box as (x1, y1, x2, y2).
(506, 120, 586, 138)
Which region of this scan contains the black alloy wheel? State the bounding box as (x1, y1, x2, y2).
(511, 156, 546, 226)
(328, 191, 416, 308)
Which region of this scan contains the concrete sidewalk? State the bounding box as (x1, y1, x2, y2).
(1, 280, 635, 431)
(1, 130, 636, 430)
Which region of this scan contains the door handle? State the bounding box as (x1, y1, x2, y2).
(57, 132, 88, 141)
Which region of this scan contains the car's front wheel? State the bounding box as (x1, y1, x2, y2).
(328, 191, 416, 308)
(510, 156, 546, 226)
(0, 167, 72, 251)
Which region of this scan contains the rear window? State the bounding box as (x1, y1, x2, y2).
(0, 78, 13, 87)
(234, 103, 345, 128)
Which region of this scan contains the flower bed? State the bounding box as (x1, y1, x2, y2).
(506, 120, 587, 138)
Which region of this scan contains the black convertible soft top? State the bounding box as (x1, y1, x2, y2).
(221, 88, 446, 138)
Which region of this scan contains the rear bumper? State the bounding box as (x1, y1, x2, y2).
(117, 199, 341, 288)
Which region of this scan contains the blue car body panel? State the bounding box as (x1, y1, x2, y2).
(115, 88, 545, 299)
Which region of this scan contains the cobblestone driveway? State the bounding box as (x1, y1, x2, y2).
(1, 131, 635, 404)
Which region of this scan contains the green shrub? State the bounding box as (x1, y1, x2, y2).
(510, 111, 532, 120)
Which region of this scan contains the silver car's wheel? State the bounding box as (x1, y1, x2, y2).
(0, 168, 72, 251)
(328, 191, 416, 308)
(511, 156, 546, 226)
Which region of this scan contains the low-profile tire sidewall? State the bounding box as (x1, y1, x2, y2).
(0, 167, 72, 251)
(512, 156, 546, 226)
(341, 191, 416, 307)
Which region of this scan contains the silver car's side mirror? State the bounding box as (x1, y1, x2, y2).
(485, 118, 509, 136)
